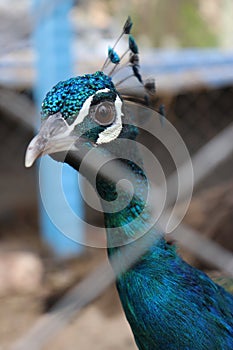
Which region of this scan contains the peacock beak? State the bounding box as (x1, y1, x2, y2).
(25, 113, 75, 168)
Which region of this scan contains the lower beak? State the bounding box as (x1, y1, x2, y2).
(25, 113, 76, 168)
(25, 133, 48, 168)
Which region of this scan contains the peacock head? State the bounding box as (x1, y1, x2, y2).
(25, 17, 156, 168)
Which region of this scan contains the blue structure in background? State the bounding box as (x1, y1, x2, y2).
(32, 0, 84, 257)
(143, 49, 233, 90)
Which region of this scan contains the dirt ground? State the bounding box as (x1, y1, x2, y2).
(0, 286, 137, 350)
(0, 207, 138, 350)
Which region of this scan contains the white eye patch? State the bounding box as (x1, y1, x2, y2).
(96, 95, 123, 144)
(65, 88, 123, 145)
(71, 88, 111, 128)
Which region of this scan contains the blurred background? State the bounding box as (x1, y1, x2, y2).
(0, 0, 233, 349)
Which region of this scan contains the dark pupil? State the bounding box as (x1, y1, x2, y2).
(95, 102, 115, 125)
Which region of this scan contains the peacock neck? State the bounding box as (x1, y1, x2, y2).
(65, 136, 165, 273)
(95, 149, 160, 259)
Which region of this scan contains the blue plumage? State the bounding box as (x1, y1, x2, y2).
(97, 150, 233, 349)
(41, 71, 115, 121)
(117, 237, 233, 349)
(108, 47, 120, 64)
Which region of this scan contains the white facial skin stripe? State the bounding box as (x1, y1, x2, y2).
(61, 88, 123, 144)
(66, 88, 111, 134)
(96, 95, 123, 144)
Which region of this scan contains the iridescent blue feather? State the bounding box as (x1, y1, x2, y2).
(108, 47, 120, 64)
(129, 35, 139, 54)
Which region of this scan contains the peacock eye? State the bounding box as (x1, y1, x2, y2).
(93, 102, 116, 126)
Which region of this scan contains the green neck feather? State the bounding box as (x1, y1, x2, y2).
(95, 138, 155, 254)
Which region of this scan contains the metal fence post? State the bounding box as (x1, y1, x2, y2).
(32, 0, 84, 257)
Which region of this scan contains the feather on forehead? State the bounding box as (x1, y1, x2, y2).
(41, 72, 117, 123)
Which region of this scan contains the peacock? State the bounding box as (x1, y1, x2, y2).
(25, 17, 233, 350)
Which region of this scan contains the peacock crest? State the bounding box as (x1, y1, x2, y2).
(101, 16, 156, 106)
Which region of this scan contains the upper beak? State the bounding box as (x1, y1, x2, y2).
(25, 113, 75, 168)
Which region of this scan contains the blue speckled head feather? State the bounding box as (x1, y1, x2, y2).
(41, 71, 117, 123)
